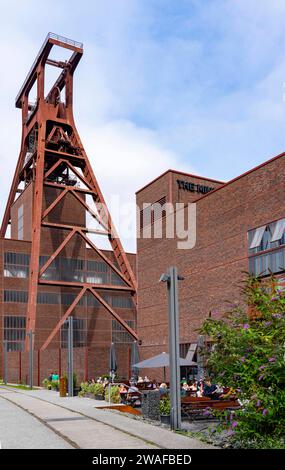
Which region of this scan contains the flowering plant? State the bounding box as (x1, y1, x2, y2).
(200, 274, 285, 447)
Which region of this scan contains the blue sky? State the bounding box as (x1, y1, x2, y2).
(0, 0, 285, 251)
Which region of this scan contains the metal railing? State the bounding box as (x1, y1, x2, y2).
(15, 32, 83, 105)
(48, 32, 83, 50)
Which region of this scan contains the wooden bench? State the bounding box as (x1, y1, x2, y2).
(181, 396, 240, 420)
(125, 391, 142, 408)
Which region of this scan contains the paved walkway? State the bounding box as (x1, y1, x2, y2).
(0, 391, 71, 449)
(0, 386, 216, 449)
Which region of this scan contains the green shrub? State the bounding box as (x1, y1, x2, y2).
(50, 380, 59, 390)
(200, 274, 285, 447)
(79, 382, 105, 397)
(42, 378, 52, 390)
(80, 382, 90, 394)
(159, 397, 171, 416)
(105, 385, 120, 403)
(92, 383, 104, 396)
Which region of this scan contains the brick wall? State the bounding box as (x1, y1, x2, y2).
(137, 155, 285, 377)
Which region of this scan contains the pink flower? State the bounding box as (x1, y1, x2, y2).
(262, 409, 268, 416)
(268, 357, 276, 363)
(232, 421, 238, 428)
(243, 324, 250, 330)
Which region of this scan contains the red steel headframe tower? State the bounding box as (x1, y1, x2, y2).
(0, 33, 138, 350)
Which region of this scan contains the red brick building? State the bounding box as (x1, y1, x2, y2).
(136, 155, 285, 380)
(0, 182, 137, 383)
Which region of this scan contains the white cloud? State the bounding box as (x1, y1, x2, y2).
(1, 0, 285, 251)
(80, 119, 188, 251)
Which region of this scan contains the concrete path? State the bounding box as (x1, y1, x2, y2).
(0, 391, 72, 449)
(0, 387, 156, 449)
(0, 386, 216, 449)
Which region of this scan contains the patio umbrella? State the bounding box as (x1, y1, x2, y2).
(130, 341, 140, 381)
(197, 335, 206, 383)
(109, 342, 117, 382)
(133, 351, 196, 382)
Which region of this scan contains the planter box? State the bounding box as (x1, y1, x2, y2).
(160, 414, 170, 425)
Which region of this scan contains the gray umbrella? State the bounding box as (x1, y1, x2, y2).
(133, 352, 196, 382)
(109, 342, 117, 382)
(133, 352, 196, 368)
(131, 341, 140, 381)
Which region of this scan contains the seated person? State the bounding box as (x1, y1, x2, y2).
(144, 376, 150, 383)
(152, 380, 157, 389)
(181, 381, 190, 396)
(119, 384, 128, 403)
(189, 381, 198, 392)
(137, 376, 144, 383)
(128, 382, 139, 393)
(203, 378, 219, 400)
(127, 382, 141, 406)
(159, 382, 168, 395)
(196, 381, 204, 397)
(102, 378, 109, 388)
(182, 381, 190, 391)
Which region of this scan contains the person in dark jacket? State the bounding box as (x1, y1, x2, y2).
(203, 378, 219, 399)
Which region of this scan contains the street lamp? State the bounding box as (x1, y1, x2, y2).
(160, 266, 184, 430)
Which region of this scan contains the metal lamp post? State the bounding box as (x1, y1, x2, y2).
(3, 340, 8, 385)
(160, 266, 184, 430)
(67, 316, 74, 397)
(27, 330, 34, 389)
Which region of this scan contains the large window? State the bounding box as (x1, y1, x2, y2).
(4, 316, 26, 351)
(111, 296, 133, 309)
(40, 256, 84, 282)
(4, 252, 126, 287)
(61, 318, 86, 348)
(248, 218, 285, 277)
(86, 260, 108, 284)
(4, 290, 28, 303)
(4, 252, 30, 278)
(112, 320, 135, 344)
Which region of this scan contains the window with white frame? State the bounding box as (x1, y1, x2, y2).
(4, 252, 30, 278)
(248, 218, 285, 277)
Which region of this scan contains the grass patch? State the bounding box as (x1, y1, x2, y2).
(0, 383, 38, 391)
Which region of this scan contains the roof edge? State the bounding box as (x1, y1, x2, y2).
(135, 169, 225, 195)
(193, 150, 285, 203)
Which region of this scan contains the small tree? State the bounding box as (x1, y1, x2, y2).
(200, 274, 285, 448)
